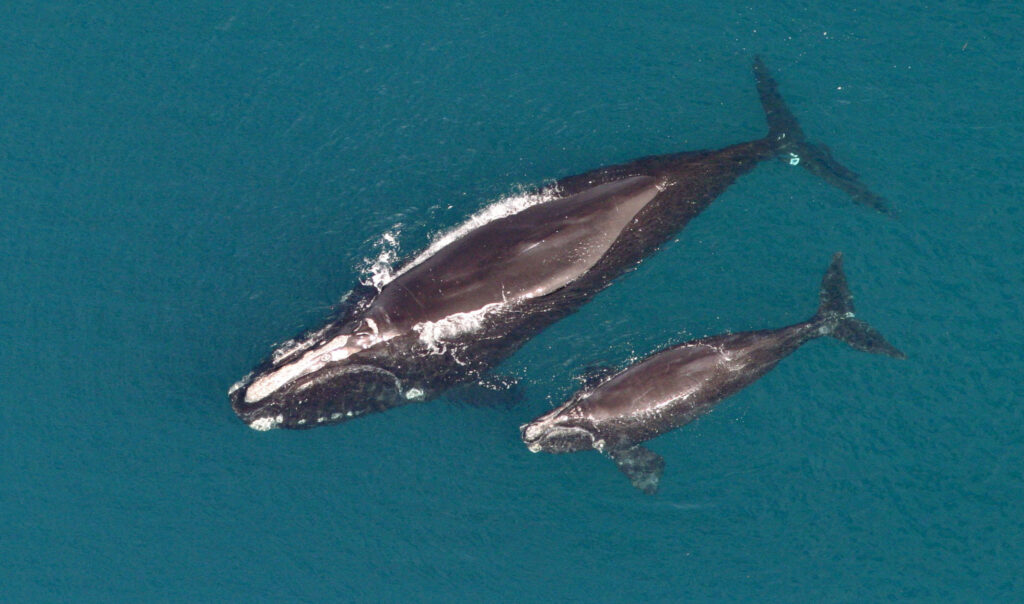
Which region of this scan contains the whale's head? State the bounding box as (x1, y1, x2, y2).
(229, 321, 403, 430)
(520, 404, 599, 454)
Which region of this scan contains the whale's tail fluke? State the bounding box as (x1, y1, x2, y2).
(753, 57, 892, 215)
(813, 252, 905, 358)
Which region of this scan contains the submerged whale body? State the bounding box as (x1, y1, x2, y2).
(230, 58, 889, 431)
(520, 253, 905, 494)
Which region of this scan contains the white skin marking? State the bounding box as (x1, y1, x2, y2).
(244, 330, 386, 403)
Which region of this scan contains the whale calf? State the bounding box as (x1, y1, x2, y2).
(520, 253, 904, 494)
(230, 58, 889, 431)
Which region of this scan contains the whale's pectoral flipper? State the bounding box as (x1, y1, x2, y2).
(446, 375, 522, 408)
(752, 56, 893, 216)
(608, 445, 665, 495)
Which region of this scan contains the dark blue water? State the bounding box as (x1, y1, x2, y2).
(3, 2, 1022, 601)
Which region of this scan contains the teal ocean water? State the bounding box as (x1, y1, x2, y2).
(3, 2, 1022, 601)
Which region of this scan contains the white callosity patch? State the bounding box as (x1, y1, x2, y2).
(244, 319, 393, 403)
(238, 322, 343, 402)
(522, 423, 597, 453)
(248, 415, 283, 431)
(244, 332, 366, 403)
(521, 421, 551, 450)
(328, 409, 363, 422)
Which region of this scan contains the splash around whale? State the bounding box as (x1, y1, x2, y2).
(229, 57, 890, 431)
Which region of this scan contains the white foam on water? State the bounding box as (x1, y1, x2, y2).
(361, 229, 403, 291)
(228, 374, 251, 396)
(270, 336, 323, 364)
(412, 301, 506, 353)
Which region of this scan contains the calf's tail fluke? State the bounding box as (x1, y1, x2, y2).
(814, 252, 905, 359)
(752, 56, 893, 216)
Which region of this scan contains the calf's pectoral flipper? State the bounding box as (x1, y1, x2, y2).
(607, 445, 665, 494)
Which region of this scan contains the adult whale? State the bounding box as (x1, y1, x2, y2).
(520, 253, 904, 494)
(230, 58, 889, 431)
